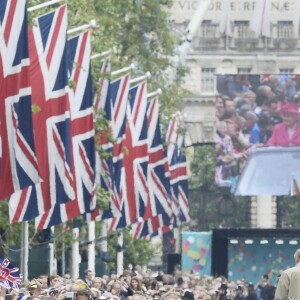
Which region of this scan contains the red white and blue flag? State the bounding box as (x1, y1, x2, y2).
(168, 119, 190, 226)
(9, 6, 75, 224)
(131, 214, 172, 240)
(0, 257, 21, 291)
(0, 0, 40, 200)
(131, 96, 173, 239)
(94, 59, 110, 113)
(94, 66, 131, 221)
(145, 97, 172, 219)
(68, 30, 95, 214)
(35, 30, 95, 229)
(90, 72, 131, 222)
(108, 80, 149, 230)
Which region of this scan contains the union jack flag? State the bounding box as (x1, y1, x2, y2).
(109, 80, 149, 230)
(131, 96, 172, 239)
(144, 96, 172, 219)
(9, 6, 75, 224)
(68, 31, 95, 214)
(168, 119, 190, 226)
(0, 257, 21, 291)
(94, 59, 110, 113)
(103, 73, 133, 221)
(88, 71, 131, 223)
(0, 0, 40, 200)
(35, 30, 95, 229)
(131, 214, 171, 240)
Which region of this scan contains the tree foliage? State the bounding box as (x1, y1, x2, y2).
(277, 196, 300, 228)
(189, 145, 250, 231)
(106, 228, 156, 271)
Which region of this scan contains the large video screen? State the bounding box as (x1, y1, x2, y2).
(215, 74, 300, 194)
(228, 237, 298, 285)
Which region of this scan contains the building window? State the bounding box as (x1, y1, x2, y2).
(277, 21, 294, 38)
(279, 68, 294, 74)
(201, 20, 218, 38)
(201, 67, 215, 93)
(234, 21, 254, 39)
(238, 68, 252, 74)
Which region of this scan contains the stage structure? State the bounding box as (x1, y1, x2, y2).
(212, 228, 300, 284)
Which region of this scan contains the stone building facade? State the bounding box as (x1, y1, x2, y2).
(170, 0, 300, 145)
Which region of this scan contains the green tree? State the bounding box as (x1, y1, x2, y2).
(277, 196, 300, 228)
(106, 228, 156, 271)
(189, 145, 250, 231)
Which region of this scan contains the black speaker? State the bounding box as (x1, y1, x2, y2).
(167, 253, 181, 274)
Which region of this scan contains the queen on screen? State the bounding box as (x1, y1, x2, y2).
(266, 101, 300, 147)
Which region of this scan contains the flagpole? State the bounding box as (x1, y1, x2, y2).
(147, 88, 162, 99)
(116, 232, 124, 276)
(71, 228, 80, 279)
(49, 227, 57, 275)
(28, 0, 64, 12)
(100, 220, 108, 256)
(91, 47, 117, 60)
(111, 64, 135, 77)
(88, 221, 95, 276)
(67, 20, 97, 35)
(130, 72, 151, 85)
(20, 221, 29, 281)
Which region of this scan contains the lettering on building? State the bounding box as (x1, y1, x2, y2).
(175, 0, 294, 12)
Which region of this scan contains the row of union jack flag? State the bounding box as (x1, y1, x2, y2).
(0, 1, 190, 237)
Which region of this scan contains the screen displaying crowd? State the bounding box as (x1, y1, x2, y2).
(215, 74, 300, 191)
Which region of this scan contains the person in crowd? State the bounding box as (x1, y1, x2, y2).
(234, 286, 245, 300)
(129, 277, 146, 296)
(243, 91, 257, 111)
(90, 288, 100, 299)
(242, 110, 260, 144)
(63, 274, 72, 284)
(224, 97, 236, 112)
(84, 270, 93, 287)
(48, 275, 62, 289)
(75, 289, 92, 300)
(182, 290, 195, 300)
(108, 280, 129, 300)
(275, 248, 300, 300)
(266, 101, 300, 146)
(255, 275, 275, 300)
(218, 283, 230, 300)
(216, 95, 226, 121)
(258, 114, 276, 144)
(37, 275, 49, 290)
(69, 282, 80, 296)
(255, 85, 273, 115)
(91, 277, 106, 296)
(246, 283, 258, 300)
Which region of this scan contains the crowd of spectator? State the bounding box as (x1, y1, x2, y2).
(0, 266, 278, 300)
(215, 74, 300, 189)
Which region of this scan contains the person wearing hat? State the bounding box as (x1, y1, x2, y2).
(218, 283, 230, 300)
(234, 286, 245, 300)
(182, 290, 195, 300)
(275, 248, 300, 300)
(266, 101, 300, 147)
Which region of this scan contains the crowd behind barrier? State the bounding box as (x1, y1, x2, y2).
(0, 265, 280, 300)
(215, 74, 300, 191)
